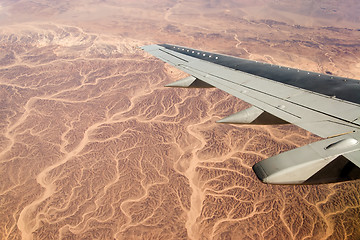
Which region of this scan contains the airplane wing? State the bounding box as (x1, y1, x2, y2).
(141, 44, 360, 185)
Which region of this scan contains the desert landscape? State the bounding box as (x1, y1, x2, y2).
(0, 0, 360, 239)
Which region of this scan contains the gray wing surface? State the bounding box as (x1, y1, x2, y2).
(142, 44, 360, 185)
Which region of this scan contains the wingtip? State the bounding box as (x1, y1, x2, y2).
(140, 44, 163, 52)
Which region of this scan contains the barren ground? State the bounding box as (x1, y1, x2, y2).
(0, 0, 360, 239)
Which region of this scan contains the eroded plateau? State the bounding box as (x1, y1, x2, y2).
(1, 1, 360, 239)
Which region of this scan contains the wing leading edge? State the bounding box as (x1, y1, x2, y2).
(141, 44, 360, 185)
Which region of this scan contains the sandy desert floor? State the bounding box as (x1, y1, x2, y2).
(0, 0, 360, 239)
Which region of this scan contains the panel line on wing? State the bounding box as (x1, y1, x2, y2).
(161, 44, 360, 106)
(159, 49, 189, 63)
(203, 72, 302, 118)
(180, 63, 360, 130)
(163, 45, 360, 110)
